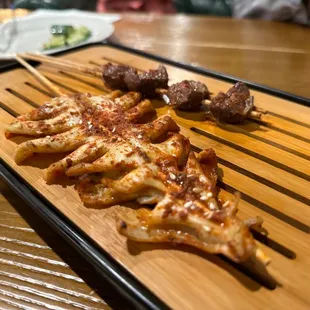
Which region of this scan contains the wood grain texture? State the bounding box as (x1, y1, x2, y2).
(114, 14, 310, 98)
(0, 45, 309, 309)
(0, 180, 136, 309)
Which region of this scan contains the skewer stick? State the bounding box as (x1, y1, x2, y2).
(15, 55, 63, 97)
(19, 53, 102, 79)
(248, 110, 263, 120)
(155, 88, 167, 95)
(253, 106, 267, 114)
(255, 248, 271, 266)
(202, 99, 264, 120)
(155, 88, 171, 104)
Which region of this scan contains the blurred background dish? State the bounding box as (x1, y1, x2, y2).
(0, 9, 119, 60)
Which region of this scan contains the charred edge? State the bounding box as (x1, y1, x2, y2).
(119, 221, 127, 229)
(267, 111, 310, 129)
(219, 255, 278, 290)
(190, 127, 310, 182)
(232, 126, 310, 161)
(219, 181, 310, 234)
(59, 71, 108, 92)
(47, 77, 80, 93)
(251, 119, 310, 144)
(5, 88, 39, 108)
(0, 101, 20, 117)
(25, 82, 53, 98)
(191, 144, 310, 206)
(101, 57, 146, 73)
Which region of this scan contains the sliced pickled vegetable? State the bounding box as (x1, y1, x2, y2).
(43, 25, 92, 51)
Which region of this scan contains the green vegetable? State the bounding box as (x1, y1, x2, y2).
(43, 35, 66, 50)
(43, 25, 91, 51)
(66, 26, 91, 46)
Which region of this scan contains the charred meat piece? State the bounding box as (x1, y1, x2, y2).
(124, 64, 169, 97)
(103, 63, 168, 97)
(122, 69, 140, 91)
(209, 82, 254, 124)
(167, 80, 211, 110)
(102, 63, 137, 90)
(137, 64, 169, 97)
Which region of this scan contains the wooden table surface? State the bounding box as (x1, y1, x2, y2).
(0, 180, 133, 310)
(114, 14, 310, 99)
(0, 11, 309, 309)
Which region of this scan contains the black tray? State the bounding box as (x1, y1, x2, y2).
(0, 41, 309, 310)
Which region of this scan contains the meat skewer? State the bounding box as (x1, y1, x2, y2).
(202, 82, 267, 123)
(156, 80, 211, 110)
(158, 81, 265, 122)
(19, 52, 169, 96)
(20, 53, 266, 122)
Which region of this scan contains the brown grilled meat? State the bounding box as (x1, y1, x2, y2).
(102, 63, 135, 90)
(209, 82, 254, 124)
(102, 63, 168, 97)
(102, 64, 213, 109)
(167, 80, 211, 110)
(5, 91, 269, 265)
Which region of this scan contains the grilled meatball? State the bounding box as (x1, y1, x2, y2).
(209, 82, 254, 124)
(167, 80, 211, 110)
(139, 64, 169, 97)
(103, 63, 168, 97)
(102, 63, 136, 90)
(123, 69, 140, 91)
(124, 64, 169, 97)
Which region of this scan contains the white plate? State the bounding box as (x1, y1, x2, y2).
(0, 9, 119, 60)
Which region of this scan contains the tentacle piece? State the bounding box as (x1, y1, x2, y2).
(14, 127, 87, 164)
(77, 163, 166, 206)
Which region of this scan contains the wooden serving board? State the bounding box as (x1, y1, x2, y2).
(0, 45, 310, 309)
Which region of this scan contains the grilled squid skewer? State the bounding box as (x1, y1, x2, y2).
(5, 86, 270, 266)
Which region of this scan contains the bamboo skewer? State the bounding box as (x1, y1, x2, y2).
(15, 55, 63, 97)
(19, 53, 267, 120)
(19, 52, 102, 78)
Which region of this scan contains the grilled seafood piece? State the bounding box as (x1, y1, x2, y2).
(116, 151, 270, 264)
(5, 91, 269, 265)
(47, 114, 180, 183)
(6, 91, 149, 164)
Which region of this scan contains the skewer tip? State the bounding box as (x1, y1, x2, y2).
(249, 110, 263, 120)
(156, 88, 168, 95)
(255, 248, 271, 266)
